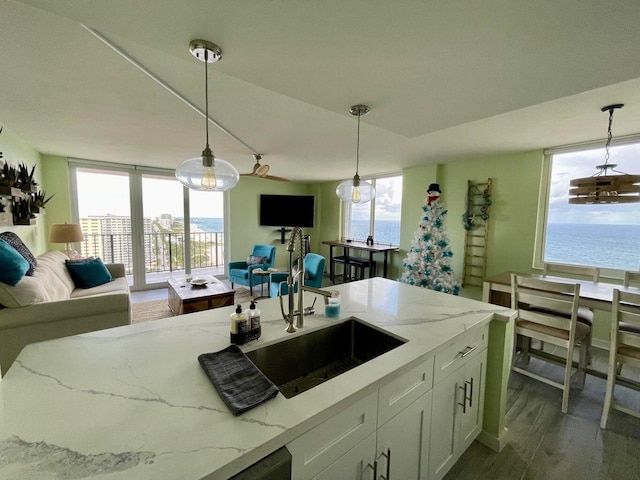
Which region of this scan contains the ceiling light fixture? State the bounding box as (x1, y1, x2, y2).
(336, 105, 375, 204)
(175, 40, 239, 191)
(568, 104, 640, 204)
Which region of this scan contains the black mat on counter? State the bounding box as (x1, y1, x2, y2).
(198, 345, 279, 416)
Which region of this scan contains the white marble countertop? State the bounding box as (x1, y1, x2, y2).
(0, 278, 514, 480)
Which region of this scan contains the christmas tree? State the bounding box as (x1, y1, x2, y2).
(399, 183, 461, 295)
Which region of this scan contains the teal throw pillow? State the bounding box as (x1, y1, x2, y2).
(0, 238, 30, 286)
(65, 257, 113, 289)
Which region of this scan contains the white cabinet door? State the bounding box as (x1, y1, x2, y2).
(312, 433, 377, 480)
(458, 350, 486, 453)
(429, 370, 459, 480)
(429, 347, 488, 480)
(376, 390, 432, 480)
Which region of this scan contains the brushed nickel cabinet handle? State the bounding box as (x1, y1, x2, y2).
(458, 344, 478, 358)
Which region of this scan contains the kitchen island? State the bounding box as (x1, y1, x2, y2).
(0, 278, 515, 479)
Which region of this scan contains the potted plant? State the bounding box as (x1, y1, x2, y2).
(16, 162, 37, 192)
(32, 190, 55, 212)
(0, 162, 17, 195)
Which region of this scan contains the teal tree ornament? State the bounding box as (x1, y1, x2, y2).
(399, 183, 461, 295)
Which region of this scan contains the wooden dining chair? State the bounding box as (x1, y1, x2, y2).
(623, 270, 640, 287)
(541, 262, 600, 363)
(619, 271, 640, 339)
(511, 274, 590, 413)
(543, 262, 600, 282)
(600, 289, 640, 429)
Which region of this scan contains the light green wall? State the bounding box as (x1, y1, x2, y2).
(315, 180, 341, 263)
(438, 151, 544, 281)
(41, 154, 73, 251)
(0, 126, 46, 255)
(228, 177, 316, 270)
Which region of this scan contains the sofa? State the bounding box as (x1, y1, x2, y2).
(0, 250, 131, 377)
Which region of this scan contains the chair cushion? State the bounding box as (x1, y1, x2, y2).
(247, 255, 268, 266)
(0, 238, 30, 286)
(65, 257, 113, 289)
(0, 231, 37, 276)
(229, 269, 250, 280)
(618, 345, 640, 360)
(620, 322, 640, 334)
(517, 319, 590, 341)
(528, 306, 594, 326)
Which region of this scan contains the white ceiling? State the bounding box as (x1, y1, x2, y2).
(2, 0, 640, 182)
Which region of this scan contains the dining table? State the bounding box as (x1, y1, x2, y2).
(322, 239, 398, 282)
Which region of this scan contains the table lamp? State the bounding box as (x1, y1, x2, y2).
(50, 223, 84, 258)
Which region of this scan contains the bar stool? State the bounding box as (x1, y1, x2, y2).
(539, 262, 600, 363)
(511, 274, 589, 413)
(600, 289, 640, 429)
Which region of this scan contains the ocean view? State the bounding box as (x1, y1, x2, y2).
(188, 217, 224, 233)
(185, 219, 638, 271)
(349, 219, 401, 245)
(545, 223, 640, 271)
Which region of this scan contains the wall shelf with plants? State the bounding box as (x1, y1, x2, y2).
(0, 159, 54, 226)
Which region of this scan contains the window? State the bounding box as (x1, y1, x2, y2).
(70, 160, 228, 290)
(343, 175, 403, 246)
(541, 140, 640, 274)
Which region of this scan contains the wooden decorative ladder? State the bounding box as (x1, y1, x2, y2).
(462, 179, 492, 287)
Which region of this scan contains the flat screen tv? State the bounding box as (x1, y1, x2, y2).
(259, 194, 315, 228)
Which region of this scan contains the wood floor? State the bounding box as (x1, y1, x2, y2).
(445, 347, 640, 480)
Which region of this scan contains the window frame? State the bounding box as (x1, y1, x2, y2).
(341, 173, 403, 247)
(534, 134, 640, 279)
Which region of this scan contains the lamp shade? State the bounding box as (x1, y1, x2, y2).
(50, 223, 83, 243)
(175, 153, 240, 191)
(336, 177, 376, 203)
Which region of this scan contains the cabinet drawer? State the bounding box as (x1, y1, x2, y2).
(434, 326, 488, 384)
(378, 356, 434, 427)
(288, 391, 378, 480)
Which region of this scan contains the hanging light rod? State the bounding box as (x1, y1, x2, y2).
(81, 25, 260, 156)
(336, 104, 376, 204)
(174, 39, 240, 191)
(568, 103, 640, 204)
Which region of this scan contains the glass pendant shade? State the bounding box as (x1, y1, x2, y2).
(175, 152, 240, 191)
(336, 175, 375, 203)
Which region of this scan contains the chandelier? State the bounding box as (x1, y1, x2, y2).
(568, 104, 640, 204)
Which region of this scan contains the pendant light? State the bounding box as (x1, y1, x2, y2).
(568, 104, 640, 204)
(336, 105, 375, 203)
(175, 40, 239, 191)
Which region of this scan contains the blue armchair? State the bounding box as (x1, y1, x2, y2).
(270, 253, 326, 297)
(228, 244, 276, 295)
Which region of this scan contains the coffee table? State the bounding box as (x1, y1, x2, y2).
(168, 276, 235, 315)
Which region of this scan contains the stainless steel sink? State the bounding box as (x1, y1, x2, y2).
(245, 318, 406, 399)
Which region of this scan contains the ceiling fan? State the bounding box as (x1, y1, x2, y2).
(240, 154, 290, 182)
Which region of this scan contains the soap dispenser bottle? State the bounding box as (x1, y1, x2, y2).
(230, 304, 249, 344)
(246, 301, 261, 331)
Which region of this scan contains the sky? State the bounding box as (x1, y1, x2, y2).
(76, 171, 224, 218)
(548, 143, 640, 225)
(351, 175, 403, 222)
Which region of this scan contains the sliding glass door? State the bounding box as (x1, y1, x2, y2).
(70, 160, 227, 290)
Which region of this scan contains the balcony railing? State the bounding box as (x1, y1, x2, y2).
(79, 231, 224, 275)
